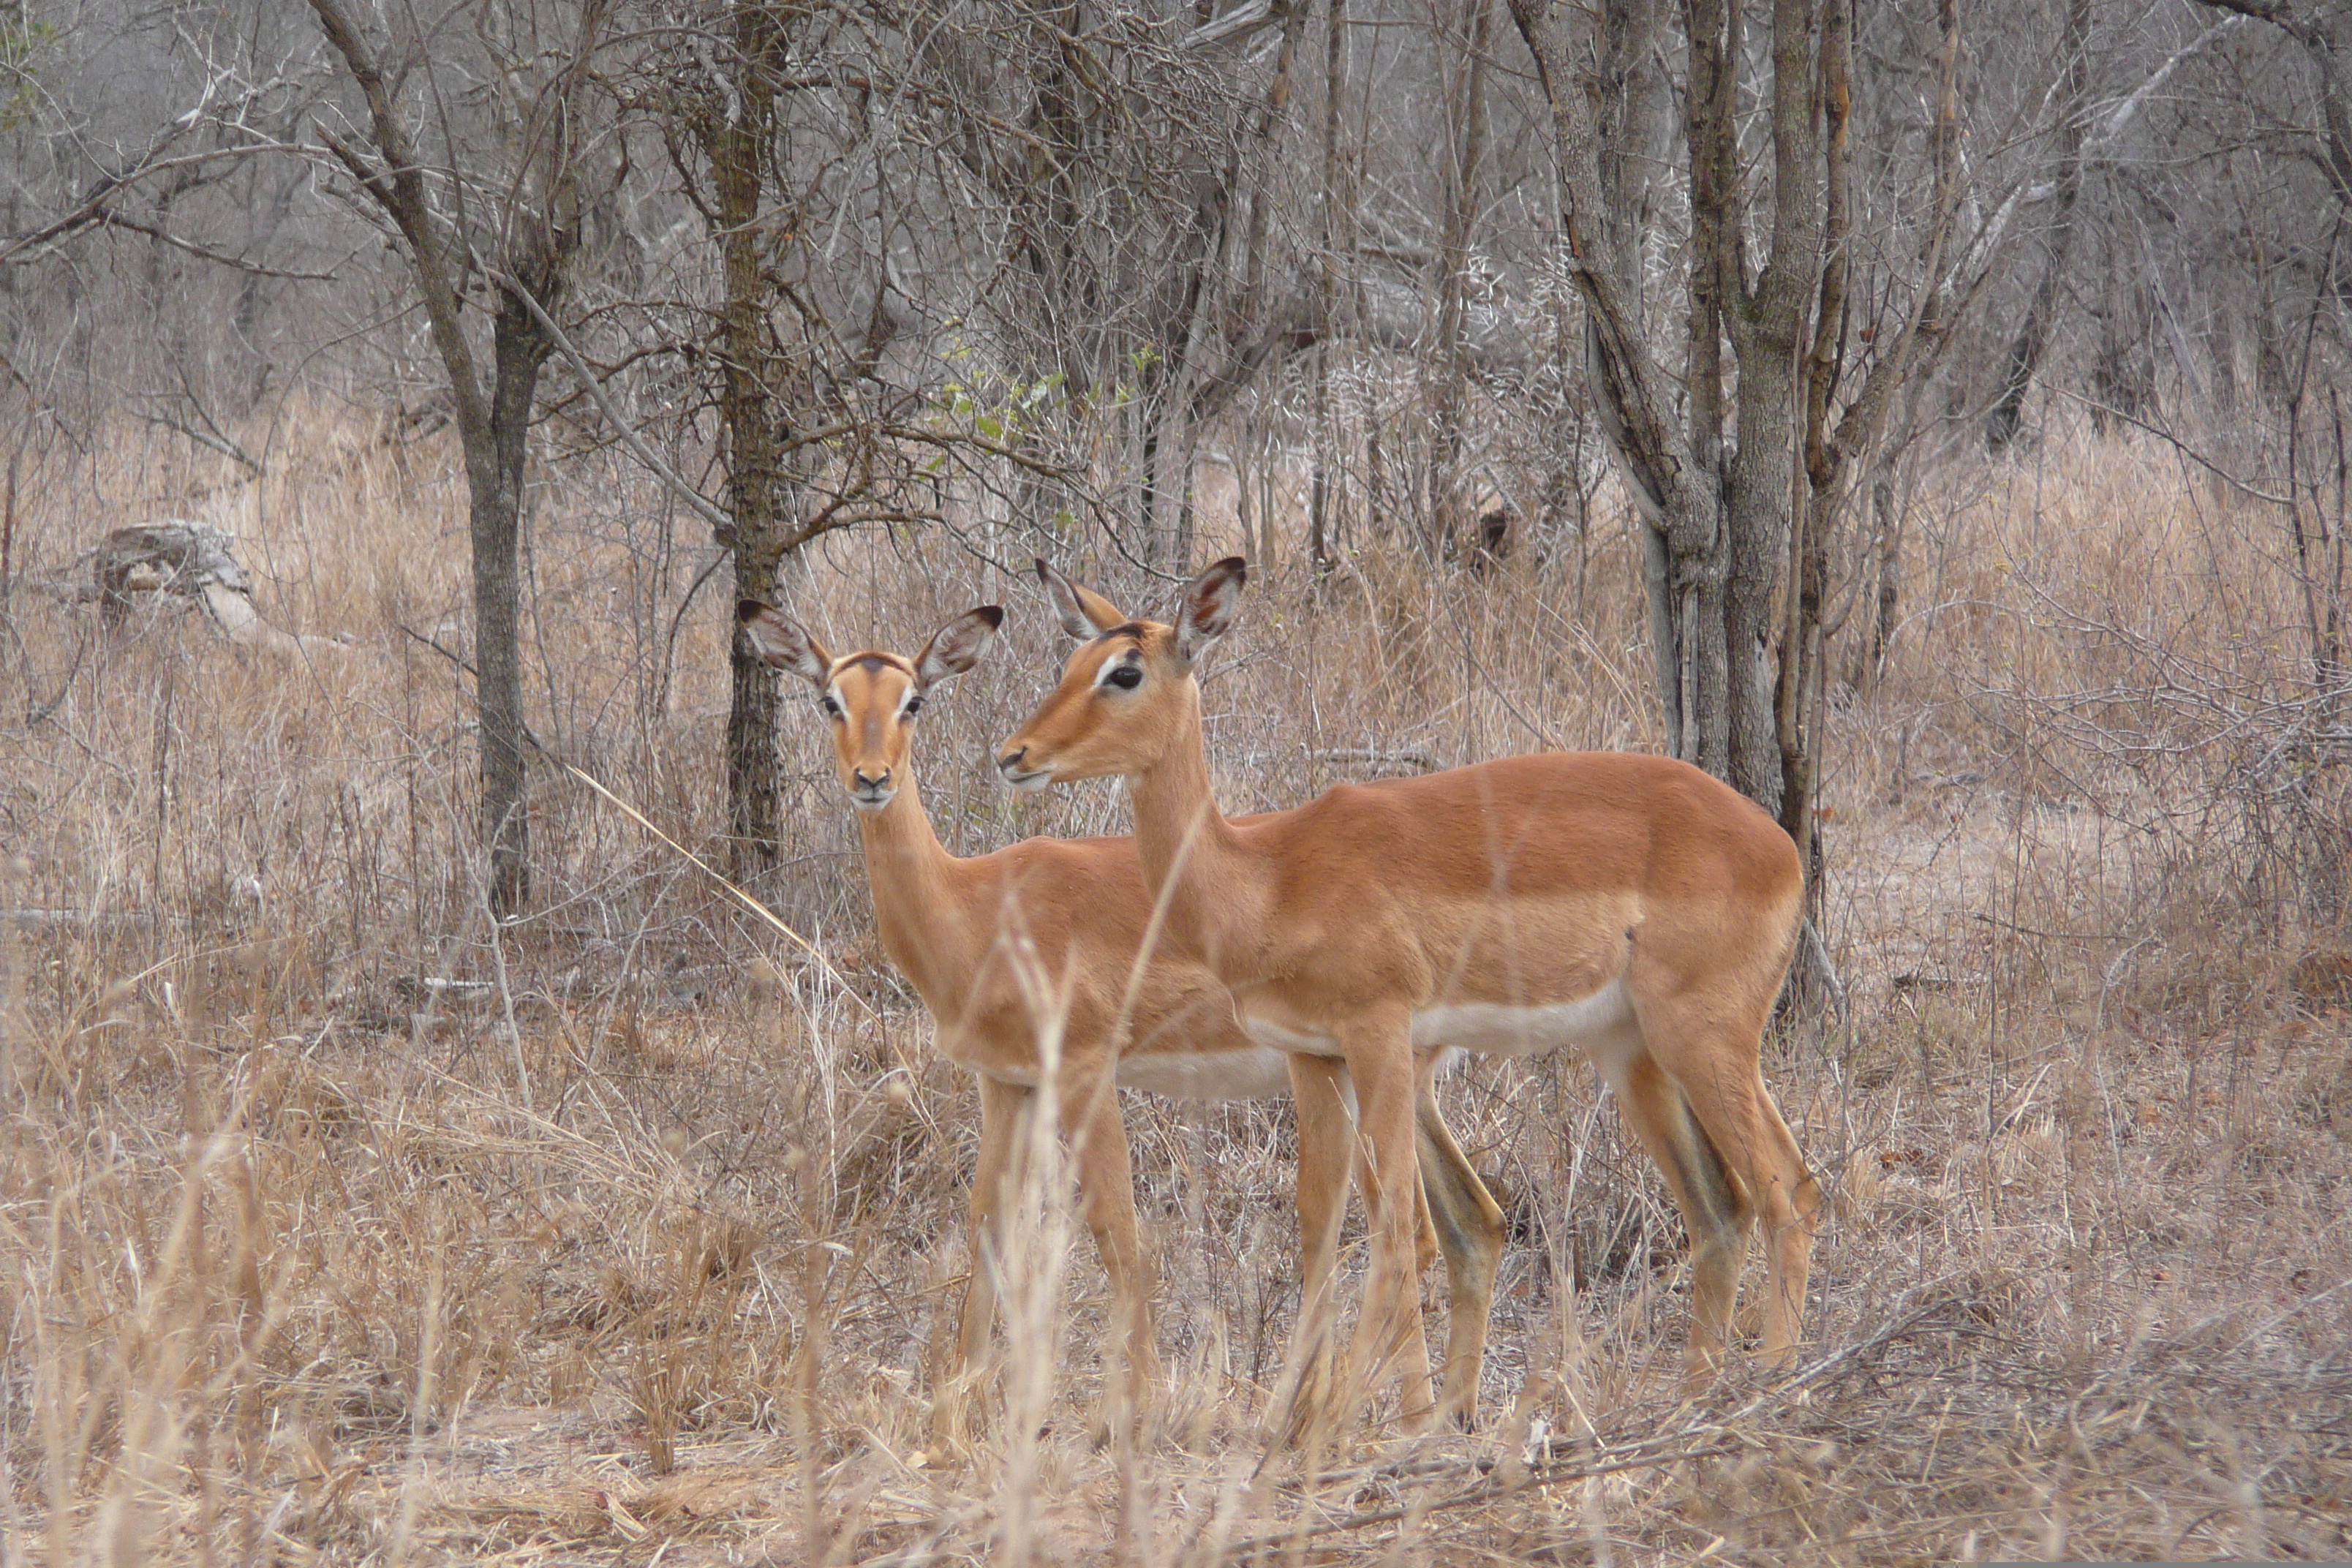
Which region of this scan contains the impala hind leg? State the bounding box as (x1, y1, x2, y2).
(1638, 1008, 1823, 1377)
(1416, 1090, 1503, 1430)
(938, 1076, 1031, 1450)
(1605, 1047, 1754, 1392)
(1743, 1078, 1822, 1365)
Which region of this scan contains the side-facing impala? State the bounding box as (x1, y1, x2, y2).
(996, 559, 1823, 1422)
(736, 598, 1504, 1442)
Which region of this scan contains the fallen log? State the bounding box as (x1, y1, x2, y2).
(94, 520, 351, 657)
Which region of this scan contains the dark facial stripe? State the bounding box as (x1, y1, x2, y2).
(837, 652, 915, 676)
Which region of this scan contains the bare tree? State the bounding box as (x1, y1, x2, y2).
(641, 0, 1220, 874)
(0, 1, 328, 436)
(1983, 0, 2093, 451)
(309, 0, 615, 913)
(2190, 0, 2352, 217)
(1505, 0, 2024, 839)
(1426, 0, 1493, 560)
(1507, 0, 1830, 806)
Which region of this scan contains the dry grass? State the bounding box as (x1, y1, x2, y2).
(1, 408, 2348, 1564)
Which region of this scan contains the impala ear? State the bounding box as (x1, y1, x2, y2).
(1174, 557, 1247, 666)
(913, 605, 1003, 690)
(1035, 557, 1126, 638)
(737, 600, 832, 687)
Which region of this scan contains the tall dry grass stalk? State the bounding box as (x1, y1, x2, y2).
(0, 406, 2345, 1562)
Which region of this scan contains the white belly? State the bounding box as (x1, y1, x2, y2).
(1241, 980, 1639, 1066)
(1116, 1046, 1290, 1100)
(1411, 979, 1639, 1060)
(1241, 1014, 1342, 1057)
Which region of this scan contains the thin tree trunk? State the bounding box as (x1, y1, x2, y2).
(1430, 0, 1492, 562)
(1861, 384, 1919, 685)
(309, 0, 606, 916)
(1308, 0, 1349, 581)
(1676, 0, 1742, 785)
(712, 0, 788, 882)
(1986, 0, 2093, 451)
(1777, 0, 1852, 858)
(469, 294, 554, 914)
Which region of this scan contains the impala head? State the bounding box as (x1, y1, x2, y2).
(995, 557, 1245, 790)
(739, 600, 1003, 811)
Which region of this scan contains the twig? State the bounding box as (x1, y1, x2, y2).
(1221, 1299, 1965, 1558)
(94, 211, 339, 280)
(2048, 387, 2293, 506)
(396, 621, 475, 677)
(136, 410, 263, 474)
(1970, 912, 2127, 942)
(1213, 1439, 1741, 1556)
(657, 549, 731, 714)
(2225, 1272, 2352, 1356)
(482, 886, 531, 1112)
(556, 761, 878, 1020)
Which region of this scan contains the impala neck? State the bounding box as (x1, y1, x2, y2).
(855, 769, 968, 998)
(1126, 679, 1249, 953)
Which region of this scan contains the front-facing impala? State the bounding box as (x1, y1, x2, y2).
(998, 559, 1823, 1425)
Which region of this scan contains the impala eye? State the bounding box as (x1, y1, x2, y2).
(903, 695, 924, 717)
(821, 694, 842, 717)
(1106, 664, 1142, 691)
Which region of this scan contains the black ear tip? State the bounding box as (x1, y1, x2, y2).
(1217, 557, 1248, 581)
(736, 598, 769, 624)
(976, 605, 1005, 628)
(1032, 557, 1053, 583)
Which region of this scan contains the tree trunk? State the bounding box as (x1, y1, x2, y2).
(711, 0, 788, 883)
(468, 291, 554, 916)
(309, 0, 607, 919)
(1308, 0, 1351, 581)
(1512, 0, 1820, 815)
(1986, 0, 2092, 451)
(1429, 0, 1493, 562)
(1861, 384, 1919, 685)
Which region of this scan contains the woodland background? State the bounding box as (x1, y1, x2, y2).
(1, 0, 2348, 1561)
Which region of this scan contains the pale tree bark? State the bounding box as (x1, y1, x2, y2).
(1784, 0, 1961, 861)
(1782, 0, 1963, 862)
(1516, 0, 1705, 754)
(310, 0, 611, 916)
(1509, 0, 1810, 804)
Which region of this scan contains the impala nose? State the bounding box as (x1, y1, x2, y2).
(995, 744, 1051, 792)
(853, 766, 891, 791)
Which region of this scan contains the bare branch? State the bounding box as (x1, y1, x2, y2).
(307, 0, 489, 431)
(491, 269, 732, 537)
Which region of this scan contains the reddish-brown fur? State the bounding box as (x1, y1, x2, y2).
(998, 559, 1822, 1426)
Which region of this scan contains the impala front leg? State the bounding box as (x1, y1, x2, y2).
(1060, 1063, 1156, 1435)
(939, 1075, 1031, 1452)
(1274, 1053, 1356, 1439)
(1337, 1008, 1436, 1434)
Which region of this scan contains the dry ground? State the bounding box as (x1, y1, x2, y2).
(2, 412, 2348, 1564)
